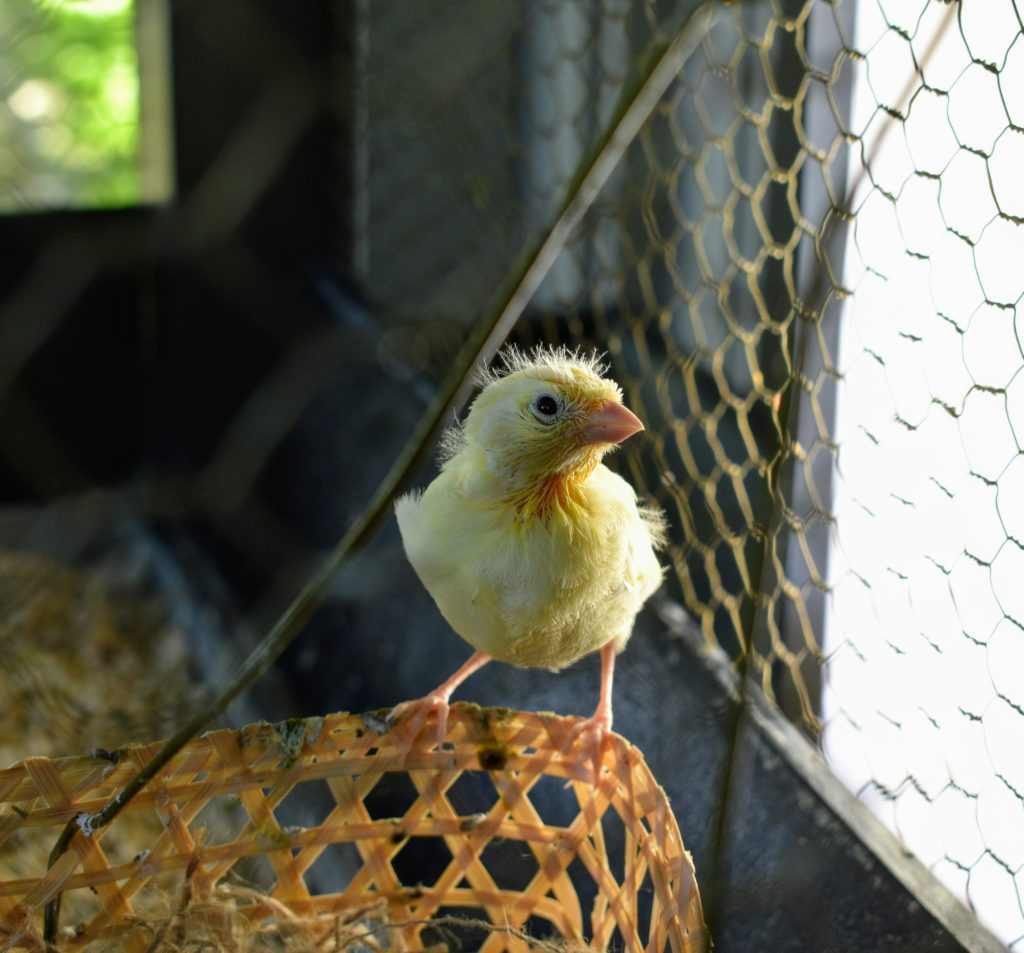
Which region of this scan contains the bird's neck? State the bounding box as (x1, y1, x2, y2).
(504, 455, 600, 525)
(452, 446, 601, 525)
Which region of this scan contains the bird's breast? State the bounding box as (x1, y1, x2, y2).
(397, 462, 661, 670)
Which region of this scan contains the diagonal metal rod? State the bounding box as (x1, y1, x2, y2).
(41, 2, 718, 941)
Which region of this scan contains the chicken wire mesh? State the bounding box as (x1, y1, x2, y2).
(327, 0, 1024, 944)
(2, 0, 1023, 949)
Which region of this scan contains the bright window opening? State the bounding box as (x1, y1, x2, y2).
(0, 0, 172, 212)
(823, 2, 1024, 947)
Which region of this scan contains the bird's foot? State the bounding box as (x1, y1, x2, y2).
(564, 709, 613, 779)
(387, 691, 451, 760)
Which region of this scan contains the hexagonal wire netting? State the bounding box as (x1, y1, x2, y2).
(365, 0, 1022, 945)
(3, 0, 1024, 947)
(338, 0, 1024, 943)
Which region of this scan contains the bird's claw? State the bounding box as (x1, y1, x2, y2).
(387, 691, 451, 760)
(564, 711, 613, 779)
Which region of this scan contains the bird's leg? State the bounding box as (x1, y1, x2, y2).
(388, 651, 491, 757)
(566, 641, 616, 777)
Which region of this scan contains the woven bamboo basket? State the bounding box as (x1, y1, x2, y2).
(0, 704, 707, 952)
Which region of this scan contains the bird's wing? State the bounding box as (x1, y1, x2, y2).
(396, 472, 514, 655)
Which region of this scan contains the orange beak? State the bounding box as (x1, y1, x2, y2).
(580, 400, 644, 446)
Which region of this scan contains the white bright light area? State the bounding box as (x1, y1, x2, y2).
(822, 1, 1024, 948)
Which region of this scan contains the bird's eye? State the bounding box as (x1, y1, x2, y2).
(531, 394, 561, 422)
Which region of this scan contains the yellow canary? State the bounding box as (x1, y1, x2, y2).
(391, 345, 664, 768)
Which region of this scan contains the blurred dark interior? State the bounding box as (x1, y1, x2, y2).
(2, 1, 373, 702)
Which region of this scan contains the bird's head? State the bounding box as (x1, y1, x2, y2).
(458, 347, 644, 520)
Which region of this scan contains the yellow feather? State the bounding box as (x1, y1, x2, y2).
(396, 346, 664, 671)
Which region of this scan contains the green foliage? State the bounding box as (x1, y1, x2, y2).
(0, 0, 140, 211)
